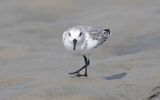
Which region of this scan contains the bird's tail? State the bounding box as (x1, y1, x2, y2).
(103, 29, 111, 37)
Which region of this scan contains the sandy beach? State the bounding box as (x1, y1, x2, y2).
(0, 0, 160, 100)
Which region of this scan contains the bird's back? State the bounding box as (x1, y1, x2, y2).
(88, 28, 110, 47)
(81, 26, 110, 51)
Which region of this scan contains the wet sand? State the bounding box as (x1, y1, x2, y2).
(0, 0, 160, 100)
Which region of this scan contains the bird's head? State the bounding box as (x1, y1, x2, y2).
(63, 28, 85, 51)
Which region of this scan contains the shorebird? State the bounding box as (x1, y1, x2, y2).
(63, 26, 111, 77)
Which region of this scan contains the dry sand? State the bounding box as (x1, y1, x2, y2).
(0, 0, 160, 100)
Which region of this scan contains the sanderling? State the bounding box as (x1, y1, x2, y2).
(63, 25, 111, 77)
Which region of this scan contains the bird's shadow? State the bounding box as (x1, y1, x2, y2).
(103, 72, 127, 80)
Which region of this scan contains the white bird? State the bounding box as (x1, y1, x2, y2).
(63, 25, 111, 77)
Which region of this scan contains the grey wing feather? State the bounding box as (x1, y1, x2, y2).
(89, 29, 110, 46)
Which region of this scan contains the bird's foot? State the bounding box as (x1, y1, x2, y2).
(69, 71, 79, 75)
(69, 72, 87, 77)
(76, 73, 88, 77)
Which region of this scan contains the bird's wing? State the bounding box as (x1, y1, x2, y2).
(89, 29, 110, 47)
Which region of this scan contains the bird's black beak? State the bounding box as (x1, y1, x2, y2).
(73, 39, 77, 50)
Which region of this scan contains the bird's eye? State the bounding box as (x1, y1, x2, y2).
(68, 33, 71, 36)
(79, 32, 82, 36)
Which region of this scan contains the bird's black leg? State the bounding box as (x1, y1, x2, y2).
(69, 55, 90, 77)
(84, 65, 87, 76)
(77, 56, 90, 77)
(84, 60, 90, 77)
